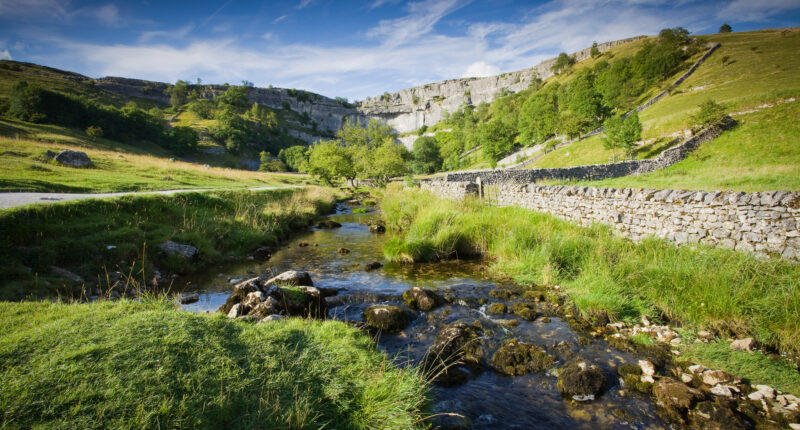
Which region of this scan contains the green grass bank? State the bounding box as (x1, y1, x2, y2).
(0, 187, 337, 300)
(0, 300, 429, 429)
(380, 188, 800, 357)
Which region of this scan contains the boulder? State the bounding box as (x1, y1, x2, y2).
(369, 223, 386, 233)
(730, 337, 756, 352)
(653, 378, 705, 423)
(159, 241, 198, 260)
(227, 303, 242, 318)
(364, 261, 383, 271)
(487, 303, 506, 315)
(281, 286, 326, 318)
(177, 292, 199, 304)
(218, 277, 261, 314)
(252, 246, 273, 260)
(511, 302, 537, 321)
(490, 339, 554, 376)
(317, 220, 342, 229)
(242, 291, 265, 309)
(54, 150, 92, 167)
(556, 360, 605, 398)
(263, 270, 314, 287)
(689, 399, 748, 430)
(702, 370, 737, 386)
(425, 322, 483, 386)
(363, 305, 408, 332)
(403, 287, 442, 311)
(338, 247, 350, 254)
(249, 297, 282, 319)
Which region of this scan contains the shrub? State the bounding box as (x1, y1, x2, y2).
(691, 99, 726, 132)
(85, 125, 103, 140)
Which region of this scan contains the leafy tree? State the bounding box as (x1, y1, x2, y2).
(658, 27, 690, 47)
(558, 112, 589, 140)
(217, 85, 248, 108)
(187, 99, 215, 119)
(361, 142, 409, 186)
(436, 131, 463, 171)
(719, 24, 732, 33)
(7, 81, 45, 122)
(166, 80, 189, 108)
(551, 52, 575, 74)
(562, 70, 604, 129)
(590, 42, 601, 58)
(603, 111, 641, 160)
(479, 119, 516, 167)
(410, 136, 442, 174)
(86, 125, 103, 140)
(306, 140, 355, 185)
(259, 151, 288, 172)
(164, 126, 199, 155)
(691, 99, 726, 131)
(518, 83, 559, 144)
(278, 145, 309, 172)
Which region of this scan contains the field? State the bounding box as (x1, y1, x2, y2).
(0, 300, 429, 429)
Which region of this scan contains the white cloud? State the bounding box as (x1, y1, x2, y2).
(139, 23, 194, 43)
(367, 0, 466, 47)
(273, 14, 288, 23)
(0, 0, 67, 19)
(462, 61, 499, 77)
(369, 0, 403, 9)
(262, 32, 274, 40)
(0, 49, 11, 60)
(716, 0, 800, 22)
(296, 0, 314, 9)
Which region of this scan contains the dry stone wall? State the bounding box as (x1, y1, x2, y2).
(421, 181, 800, 261)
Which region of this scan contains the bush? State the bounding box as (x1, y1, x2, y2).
(85, 125, 103, 140)
(691, 99, 726, 132)
(719, 24, 732, 33)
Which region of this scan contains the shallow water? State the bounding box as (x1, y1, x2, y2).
(179, 206, 667, 429)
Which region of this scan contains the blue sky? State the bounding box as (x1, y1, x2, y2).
(1, 0, 799, 101)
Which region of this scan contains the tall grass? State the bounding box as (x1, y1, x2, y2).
(381, 187, 800, 354)
(0, 187, 339, 299)
(0, 300, 429, 429)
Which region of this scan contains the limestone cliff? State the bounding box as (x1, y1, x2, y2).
(357, 36, 647, 135)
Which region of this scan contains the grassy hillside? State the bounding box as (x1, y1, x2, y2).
(0, 300, 428, 429)
(0, 119, 306, 193)
(530, 28, 800, 180)
(0, 187, 337, 300)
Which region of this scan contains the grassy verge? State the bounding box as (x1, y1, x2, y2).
(0, 119, 309, 193)
(0, 187, 338, 299)
(380, 187, 800, 357)
(0, 300, 428, 429)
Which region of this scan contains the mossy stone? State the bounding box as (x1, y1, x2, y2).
(490, 339, 555, 376)
(363, 305, 408, 332)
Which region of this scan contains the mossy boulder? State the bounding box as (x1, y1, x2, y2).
(617, 363, 651, 393)
(403, 287, 442, 311)
(489, 288, 518, 300)
(363, 305, 408, 332)
(280, 286, 326, 318)
(218, 277, 260, 314)
(425, 322, 483, 386)
(689, 399, 748, 430)
(487, 303, 506, 315)
(557, 360, 605, 398)
(652, 378, 705, 423)
(317, 220, 342, 229)
(264, 270, 313, 287)
(490, 339, 555, 376)
(511, 302, 537, 321)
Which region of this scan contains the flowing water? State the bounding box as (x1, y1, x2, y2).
(179, 206, 667, 429)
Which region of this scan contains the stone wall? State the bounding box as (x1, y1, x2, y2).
(421, 181, 800, 261)
(438, 117, 733, 184)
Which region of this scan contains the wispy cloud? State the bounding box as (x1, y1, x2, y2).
(0, 49, 11, 60)
(716, 0, 800, 22)
(296, 0, 314, 9)
(0, 0, 68, 20)
(273, 14, 288, 24)
(139, 23, 194, 43)
(367, 0, 467, 47)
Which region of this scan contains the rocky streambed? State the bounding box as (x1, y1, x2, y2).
(178, 204, 800, 429)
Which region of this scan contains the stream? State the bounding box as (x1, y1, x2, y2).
(179, 205, 667, 429)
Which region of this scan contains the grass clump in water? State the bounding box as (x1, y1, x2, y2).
(380, 187, 800, 357)
(0, 300, 429, 429)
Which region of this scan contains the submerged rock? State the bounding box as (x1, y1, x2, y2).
(487, 303, 506, 315)
(403, 287, 442, 311)
(556, 360, 605, 399)
(511, 302, 537, 321)
(176, 292, 199, 304)
(364, 261, 383, 271)
(425, 322, 483, 386)
(369, 223, 386, 233)
(690, 399, 748, 430)
(490, 339, 554, 376)
(317, 220, 342, 229)
(653, 378, 705, 423)
(338, 247, 350, 254)
(363, 305, 408, 332)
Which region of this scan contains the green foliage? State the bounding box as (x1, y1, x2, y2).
(381, 188, 800, 355)
(590, 42, 601, 58)
(187, 98, 215, 119)
(690, 99, 726, 132)
(719, 23, 732, 33)
(518, 83, 560, 144)
(658, 27, 691, 46)
(165, 125, 199, 155)
(410, 135, 442, 174)
(85, 125, 103, 140)
(0, 301, 429, 429)
(307, 139, 355, 185)
(551, 52, 576, 74)
(278, 145, 309, 172)
(480, 119, 517, 167)
(7, 81, 45, 122)
(603, 111, 642, 160)
(259, 151, 288, 172)
(217, 85, 248, 108)
(166, 80, 189, 108)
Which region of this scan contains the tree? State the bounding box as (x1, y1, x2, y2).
(361, 142, 409, 186)
(86, 125, 103, 140)
(590, 41, 601, 58)
(259, 151, 287, 172)
(558, 112, 587, 140)
(719, 24, 732, 33)
(479, 119, 516, 167)
(278, 145, 309, 172)
(603, 111, 641, 160)
(436, 131, 463, 171)
(551, 52, 575, 74)
(306, 140, 355, 185)
(166, 80, 189, 108)
(217, 85, 248, 108)
(164, 126, 198, 155)
(187, 99, 215, 119)
(658, 27, 690, 46)
(410, 136, 442, 174)
(690, 99, 726, 132)
(7, 81, 45, 122)
(518, 84, 559, 144)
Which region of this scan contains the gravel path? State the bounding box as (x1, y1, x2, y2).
(0, 186, 296, 210)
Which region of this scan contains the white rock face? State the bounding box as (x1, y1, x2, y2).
(357, 36, 646, 134)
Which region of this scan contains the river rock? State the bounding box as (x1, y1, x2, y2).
(494, 319, 519, 328)
(227, 303, 242, 318)
(317, 220, 342, 229)
(177, 292, 199, 304)
(730, 337, 756, 352)
(369, 223, 386, 233)
(363, 305, 408, 332)
(557, 360, 605, 399)
(159, 241, 198, 260)
(243, 291, 265, 308)
(490, 339, 554, 376)
(653, 378, 705, 423)
(252, 246, 273, 260)
(338, 247, 350, 254)
(511, 302, 536, 321)
(218, 277, 261, 314)
(702, 370, 738, 386)
(403, 287, 442, 311)
(54, 150, 93, 167)
(258, 314, 286, 323)
(263, 270, 314, 287)
(425, 322, 483, 386)
(690, 399, 748, 430)
(364, 261, 383, 271)
(250, 297, 282, 319)
(487, 303, 506, 314)
(282, 286, 326, 318)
